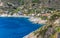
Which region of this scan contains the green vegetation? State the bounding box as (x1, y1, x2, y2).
(55, 27, 60, 32)
(33, 11, 60, 38)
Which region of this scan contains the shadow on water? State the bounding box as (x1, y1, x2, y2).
(0, 17, 42, 38)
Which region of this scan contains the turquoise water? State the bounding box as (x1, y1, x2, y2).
(0, 17, 42, 38)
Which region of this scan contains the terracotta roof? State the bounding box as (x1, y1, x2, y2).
(41, 13, 51, 16)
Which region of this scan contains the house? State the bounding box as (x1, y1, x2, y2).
(41, 13, 51, 18)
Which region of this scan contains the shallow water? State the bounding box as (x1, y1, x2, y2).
(0, 17, 42, 38)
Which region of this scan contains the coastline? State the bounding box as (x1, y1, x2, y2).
(0, 15, 30, 17)
(0, 14, 47, 24)
(0, 15, 47, 38)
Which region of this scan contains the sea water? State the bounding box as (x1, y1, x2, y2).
(0, 17, 42, 38)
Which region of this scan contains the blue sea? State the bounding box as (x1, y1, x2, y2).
(0, 17, 42, 38)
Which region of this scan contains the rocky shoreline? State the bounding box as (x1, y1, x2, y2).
(0, 14, 29, 17)
(23, 17, 47, 38)
(23, 32, 36, 38)
(28, 17, 47, 24)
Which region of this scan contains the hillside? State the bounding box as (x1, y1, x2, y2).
(0, 0, 60, 10)
(0, 0, 60, 38)
(24, 11, 60, 38)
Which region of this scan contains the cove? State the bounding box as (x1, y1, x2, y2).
(0, 17, 42, 38)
